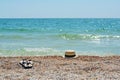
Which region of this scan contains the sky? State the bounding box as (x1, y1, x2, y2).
(0, 0, 120, 18)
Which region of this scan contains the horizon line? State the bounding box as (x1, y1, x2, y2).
(0, 17, 120, 19)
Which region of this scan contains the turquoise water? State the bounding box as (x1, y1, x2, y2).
(0, 18, 120, 56)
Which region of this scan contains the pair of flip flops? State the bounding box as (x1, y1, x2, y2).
(19, 59, 33, 69)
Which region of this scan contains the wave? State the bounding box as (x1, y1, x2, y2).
(0, 35, 25, 39)
(0, 48, 63, 56)
(0, 27, 41, 32)
(0, 33, 120, 40)
(0, 47, 119, 57)
(58, 34, 120, 40)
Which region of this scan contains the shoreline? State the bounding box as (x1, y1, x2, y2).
(0, 54, 120, 57)
(0, 55, 120, 80)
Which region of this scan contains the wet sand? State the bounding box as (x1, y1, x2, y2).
(0, 56, 120, 80)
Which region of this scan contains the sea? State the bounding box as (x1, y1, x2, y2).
(0, 18, 120, 56)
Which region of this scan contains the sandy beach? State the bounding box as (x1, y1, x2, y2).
(0, 55, 120, 80)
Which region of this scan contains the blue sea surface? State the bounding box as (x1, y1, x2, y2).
(0, 18, 120, 56)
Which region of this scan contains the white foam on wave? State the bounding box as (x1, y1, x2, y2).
(0, 52, 3, 55)
(23, 48, 64, 55)
(0, 48, 64, 56)
(60, 33, 120, 40)
(24, 48, 55, 52)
